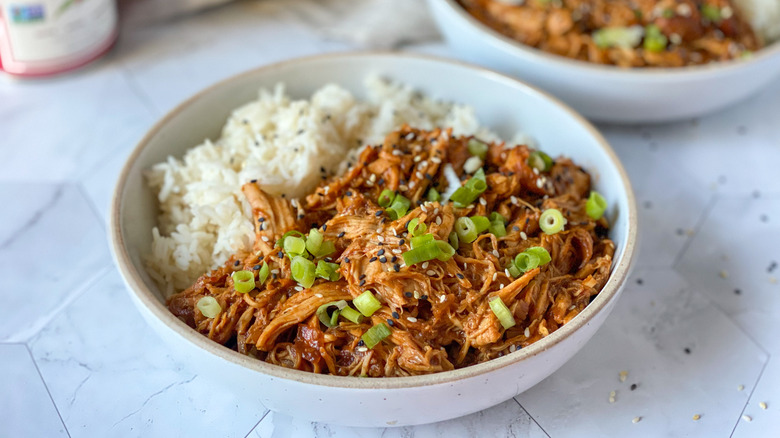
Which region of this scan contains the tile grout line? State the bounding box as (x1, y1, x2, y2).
(117, 62, 161, 119)
(244, 409, 271, 438)
(513, 398, 553, 438)
(671, 193, 718, 267)
(729, 356, 771, 438)
(24, 344, 72, 438)
(76, 182, 109, 232)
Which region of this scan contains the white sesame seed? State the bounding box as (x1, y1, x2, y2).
(505, 268, 511, 277)
(357, 346, 368, 352)
(271, 269, 280, 274)
(261, 236, 270, 242)
(409, 181, 416, 189)
(427, 270, 437, 276)
(524, 327, 530, 337)
(436, 217, 442, 225)
(419, 160, 428, 169)
(392, 249, 402, 254)
(323, 186, 329, 194)
(413, 290, 420, 299)
(431, 157, 442, 164)
(416, 171, 423, 179)
(492, 272, 498, 281)
(492, 250, 500, 257)
(369, 174, 376, 182)
(499, 284, 505, 289)
(568, 304, 576, 310)
(414, 155, 422, 163)
(670, 33, 682, 45)
(399, 185, 408, 191)
(520, 232, 527, 240)
(392, 149, 403, 156)
(738, 384, 745, 391)
(407, 316, 418, 322)
(742, 415, 752, 422)
(609, 390, 616, 403)
(420, 204, 427, 212)
(422, 261, 429, 269)
(632, 417, 641, 424)
(760, 401, 768, 410)
(692, 414, 701, 421)
(721, 6, 733, 19)
(377, 235, 385, 242)
(315, 293, 323, 298)
(433, 208, 439, 215)
(439, 295, 446, 303)
(479, 197, 487, 206)
(510, 196, 519, 205)
(533, 167, 539, 175)
(365, 180, 373, 187)
(536, 179, 544, 188)
(294, 286, 303, 291)
(509, 345, 517, 353)
(405, 132, 415, 140)
(720, 270, 729, 278)
(620, 371, 628, 382)
(676, 3, 691, 16)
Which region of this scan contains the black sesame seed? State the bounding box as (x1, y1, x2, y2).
(404, 292, 413, 298)
(380, 256, 387, 263)
(392, 311, 400, 319)
(359, 279, 366, 287)
(421, 295, 428, 300)
(636, 278, 643, 285)
(375, 211, 383, 217)
(399, 239, 405, 246)
(346, 191, 353, 196)
(734, 288, 742, 295)
(359, 274, 366, 280)
(272, 273, 278, 279)
(369, 257, 378, 262)
(377, 178, 385, 185)
(357, 339, 365, 347)
(378, 249, 385, 256)
(338, 231, 346, 238)
(320, 166, 326, 173)
(456, 273, 465, 279)
(234, 260, 241, 266)
(391, 256, 397, 263)
(684, 347, 691, 354)
(512, 226, 520, 232)
(277, 251, 284, 258)
(630, 383, 637, 391)
(297, 129, 304, 135)
(311, 223, 318, 229)
(676, 228, 685, 236)
(298, 214, 305, 219)
(258, 217, 265, 222)
(344, 257, 350, 263)
(393, 264, 400, 272)
(251, 179, 257, 183)
(253, 265, 261, 270)
(387, 319, 394, 326)
(322, 224, 327, 231)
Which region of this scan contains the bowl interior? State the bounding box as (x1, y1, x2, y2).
(112, 53, 637, 389)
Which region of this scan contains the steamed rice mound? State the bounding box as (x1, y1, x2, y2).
(146, 77, 502, 295)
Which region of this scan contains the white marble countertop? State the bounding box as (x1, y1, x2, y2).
(2, 1, 779, 437)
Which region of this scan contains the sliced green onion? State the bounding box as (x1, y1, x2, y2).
(539, 208, 566, 235)
(427, 187, 441, 202)
(489, 221, 507, 237)
(197, 296, 221, 318)
(701, 4, 720, 21)
(305, 229, 323, 255)
(407, 218, 427, 237)
(402, 241, 442, 265)
(507, 264, 521, 278)
(315, 260, 341, 281)
(340, 306, 365, 324)
(275, 230, 305, 248)
(361, 323, 392, 349)
(283, 236, 307, 257)
(377, 189, 396, 208)
(525, 247, 551, 266)
(435, 240, 456, 261)
(257, 261, 270, 284)
(489, 212, 506, 224)
(592, 26, 644, 49)
(455, 216, 478, 243)
(313, 240, 336, 258)
(387, 194, 411, 220)
(515, 252, 540, 273)
(316, 300, 347, 327)
(662, 8, 675, 18)
(449, 231, 459, 249)
(232, 270, 255, 293)
(450, 168, 487, 207)
(467, 138, 489, 159)
(489, 297, 516, 329)
(471, 216, 490, 233)
(291, 255, 316, 288)
(643, 24, 667, 52)
(527, 150, 553, 172)
(410, 233, 435, 249)
(586, 191, 607, 220)
(354, 290, 382, 317)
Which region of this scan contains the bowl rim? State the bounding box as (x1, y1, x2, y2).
(110, 51, 638, 390)
(432, 0, 780, 79)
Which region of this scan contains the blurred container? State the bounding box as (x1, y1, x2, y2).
(0, 0, 117, 77)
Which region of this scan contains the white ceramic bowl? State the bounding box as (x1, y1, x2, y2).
(110, 53, 637, 427)
(426, 0, 780, 123)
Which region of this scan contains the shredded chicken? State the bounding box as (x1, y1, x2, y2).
(167, 126, 615, 377)
(460, 0, 762, 67)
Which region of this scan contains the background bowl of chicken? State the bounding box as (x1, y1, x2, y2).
(110, 53, 638, 427)
(426, 0, 780, 123)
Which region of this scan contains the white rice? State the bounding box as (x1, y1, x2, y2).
(146, 76, 508, 295)
(734, 0, 780, 43)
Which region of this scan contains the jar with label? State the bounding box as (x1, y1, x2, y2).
(0, 0, 117, 77)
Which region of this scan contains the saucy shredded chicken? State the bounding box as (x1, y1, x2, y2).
(460, 0, 762, 67)
(167, 126, 615, 377)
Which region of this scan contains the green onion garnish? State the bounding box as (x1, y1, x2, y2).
(275, 230, 305, 248)
(291, 255, 316, 288)
(315, 260, 341, 281)
(524, 247, 551, 266)
(402, 240, 442, 265)
(196, 296, 221, 318)
(489, 212, 506, 224)
(450, 168, 487, 207)
(527, 150, 553, 172)
(257, 261, 270, 284)
(449, 231, 459, 249)
(467, 138, 489, 159)
(507, 264, 521, 278)
(407, 218, 427, 237)
(427, 187, 441, 202)
(592, 26, 644, 49)
(515, 252, 540, 273)
(435, 240, 456, 261)
(305, 228, 323, 255)
(489, 212, 507, 237)
(471, 215, 491, 233)
(340, 306, 365, 324)
(455, 216, 478, 243)
(354, 290, 382, 317)
(662, 8, 675, 18)
(361, 323, 392, 349)
(701, 4, 720, 21)
(377, 189, 396, 208)
(539, 208, 566, 235)
(314, 240, 335, 258)
(283, 236, 307, 258)
(316, 300, 347, 327)
(231, 270, 255, 293)
(488, 297, 516, 329)
(387, 194, 411, 220)
(586, 191, 607, 220)
(643, 24, 668, 52)
(410, 233, 435, 249)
